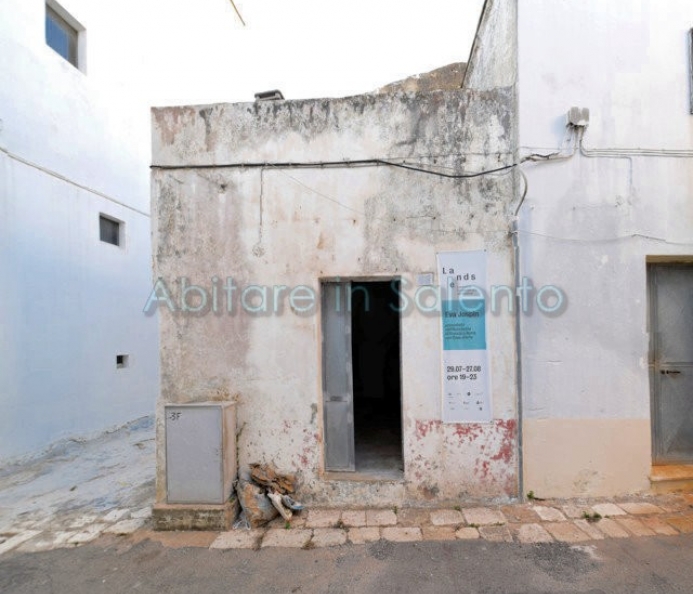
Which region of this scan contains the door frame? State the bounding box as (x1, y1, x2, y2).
(648, 261, 693, 465)
(319, 276, 404, 474)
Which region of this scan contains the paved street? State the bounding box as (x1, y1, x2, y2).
(2, 419, 693, 593)
(1, 531, 693, 594)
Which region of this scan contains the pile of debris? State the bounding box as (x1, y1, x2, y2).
(235, 463, 305, 528)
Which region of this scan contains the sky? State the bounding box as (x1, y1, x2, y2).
(117, 0, 485, 107)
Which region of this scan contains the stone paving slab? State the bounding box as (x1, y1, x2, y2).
(618, 502, 662, 516)
(366, 509, 397, 527)
(396, 508, 430, 527)
(341, 510, 366, 527)
(615, 517, 656, 537)
(592, 503, 627, 517)
(347, 527, 380, 544)
(103, 509, 130, 523)
(640, 516, 679, 536)
(104, 518, 145, 535)
(595, 518, 630, 538)
(261, 528, 312, 548)
(532, 506, 566, 522)
(478, 525, 512, 543)
(501, 504, 541, 523)
(573, 519, 605, 540)
(0, 531, 41, 556)
(515, 523, 554, 544)
(544, 522, 591, 543)
(422, 526, 457, 541)
(430, 509, 464, 526)
(305, 509, 340, 528)
(455, 527, 480, 540)
(311, 528, 347, 547)
(561, 504, 593, 519)
(210, 530, 263, 550)
(381, 527, 422, 543)
(463, 507, 506, 526)
(666, 515, 693, 534)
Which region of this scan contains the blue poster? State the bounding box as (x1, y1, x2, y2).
(437, 251, 492, 423)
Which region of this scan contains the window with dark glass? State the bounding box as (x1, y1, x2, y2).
(45, 4, 78, 67)
(99, 215, 121, 246)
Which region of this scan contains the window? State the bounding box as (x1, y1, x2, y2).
(99, 215, 122, 246)
(45, 2, 81, 68)
(116, 355, 129, 369)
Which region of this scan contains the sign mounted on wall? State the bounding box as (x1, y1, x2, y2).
(437, 251, 492, 423)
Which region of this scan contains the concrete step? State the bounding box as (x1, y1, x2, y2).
(650, 465, 693, 494)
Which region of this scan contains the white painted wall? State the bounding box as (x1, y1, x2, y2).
(0, 0, 158, 460)
(517, 0, 693, 496)
(0, 0, 486, 463)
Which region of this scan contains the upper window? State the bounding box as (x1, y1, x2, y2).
(45, 2, 81, 68)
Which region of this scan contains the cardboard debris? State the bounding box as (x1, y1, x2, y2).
(236, 480, 279, 527)
(249, 463, 297, 494)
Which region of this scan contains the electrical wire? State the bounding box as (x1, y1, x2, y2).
(578, 127, 693, 158)
(152, 158, 517, 180)
(513, 228, 693, 246)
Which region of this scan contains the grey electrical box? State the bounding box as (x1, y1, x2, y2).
(165, 402, 237, 504)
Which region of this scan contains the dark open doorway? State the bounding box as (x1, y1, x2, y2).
(350, 281, 403, 478)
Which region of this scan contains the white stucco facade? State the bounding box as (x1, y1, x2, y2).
(0, 0, 158, 460)
(517, 0, 693, 497)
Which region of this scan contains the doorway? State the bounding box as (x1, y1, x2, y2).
(321, 280, 404, 477)
(649, 264, 693, 464)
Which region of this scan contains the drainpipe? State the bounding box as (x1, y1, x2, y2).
(513, 170, 528, 502)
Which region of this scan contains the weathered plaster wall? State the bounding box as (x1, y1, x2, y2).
(152, 73, 519, 504)
(518, 0, 693, 497)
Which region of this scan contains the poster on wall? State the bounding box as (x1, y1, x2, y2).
(437, 250, 492, 423)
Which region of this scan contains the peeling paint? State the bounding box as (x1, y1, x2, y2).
(153, 19, 519, 505)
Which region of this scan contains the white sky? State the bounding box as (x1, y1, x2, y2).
(116, 0, 484, 106)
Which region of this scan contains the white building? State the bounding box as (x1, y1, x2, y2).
(518, 0, 693, 497)
(0, 0, 158, 460)
(150, 0, 693, 522)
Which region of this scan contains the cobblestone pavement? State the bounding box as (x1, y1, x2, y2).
(199, 494, 693, 550)
(3, 492, 693, 555)
(0, 417, 155, 556)
(2, 418, 693, 555)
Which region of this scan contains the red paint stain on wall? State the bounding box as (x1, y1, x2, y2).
(452, 423, 484, 443)
(415, 420, 441, 440)
(490, 419, 517, 464)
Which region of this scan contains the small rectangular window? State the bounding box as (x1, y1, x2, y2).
(45, 2, 80, 68)
(99, 215, 122, 246)
(116, 355, 129, 369)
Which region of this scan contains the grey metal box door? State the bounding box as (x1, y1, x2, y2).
(649, 264, 693, 464)
(165, 404, 235, 504)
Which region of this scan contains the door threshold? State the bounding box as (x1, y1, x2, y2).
(650, 465, 693, 493)
(324, 470, 405, 483)
(651, 464, 693, 481)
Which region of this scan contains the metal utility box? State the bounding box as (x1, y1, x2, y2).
(165, 402, 237, 504)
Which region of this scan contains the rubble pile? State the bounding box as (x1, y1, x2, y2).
(234, 463, 304, 528)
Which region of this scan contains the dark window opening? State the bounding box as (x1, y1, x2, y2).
(46, 4, 78, 67)
(351, 281, 403, 478)
(100, 215, 121, 246)
(116, 354, 129, 369)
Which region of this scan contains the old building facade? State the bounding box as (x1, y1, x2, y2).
(152, 0, 693, 512)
